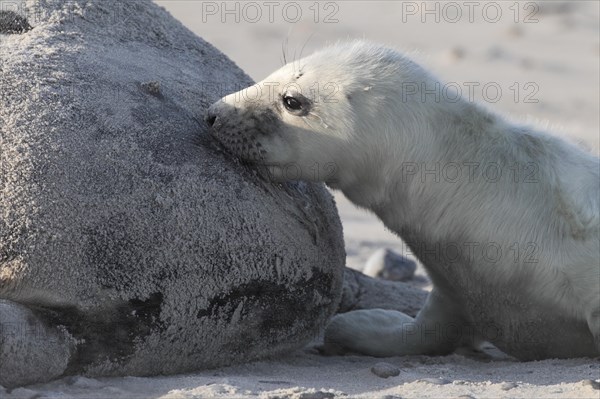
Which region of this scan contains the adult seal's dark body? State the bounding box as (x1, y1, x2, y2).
(0, 1, 345, 388)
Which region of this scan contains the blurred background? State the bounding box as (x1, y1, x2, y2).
(157, 0, 599, 271)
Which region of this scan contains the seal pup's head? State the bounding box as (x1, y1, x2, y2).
(206, 40, 436, 184)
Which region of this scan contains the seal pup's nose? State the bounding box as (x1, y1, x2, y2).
(205, 110, 217, 127)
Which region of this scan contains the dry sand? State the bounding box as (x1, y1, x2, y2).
(4, 1, 599, 398)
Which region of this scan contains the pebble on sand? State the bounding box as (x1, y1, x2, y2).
(419, 377, 451, 385)
(581, 379, 600, 390)
(297, 391, 335, 399)
(371, 362, 401, 378)
(363, 249, 417, 282)
(500, 382, 518, 391)
(441, 46, 466, 64)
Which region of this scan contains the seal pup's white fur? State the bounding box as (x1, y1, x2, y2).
(207, 41, 600, 360)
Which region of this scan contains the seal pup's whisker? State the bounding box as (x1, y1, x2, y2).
(282, 27, 294, 69)
(281, 36, 289, 66)
(296, 32, 315, 76)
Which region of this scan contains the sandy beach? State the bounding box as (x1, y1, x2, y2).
(3, 1, 599, 398)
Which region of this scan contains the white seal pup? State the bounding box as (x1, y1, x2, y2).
(206, 41, 600, 360)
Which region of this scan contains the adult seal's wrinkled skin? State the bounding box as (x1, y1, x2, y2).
(0, 0, 345, 388)
(207, 41, 600, 361)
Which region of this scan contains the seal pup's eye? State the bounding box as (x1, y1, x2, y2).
(282, 94, 310, 116)
(284, 96, 302, 110)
